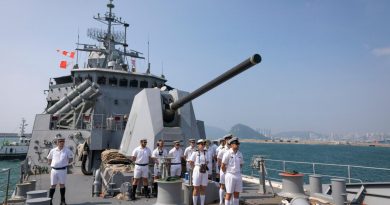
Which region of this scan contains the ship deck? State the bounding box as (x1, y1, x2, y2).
(11, 170, 284, 205)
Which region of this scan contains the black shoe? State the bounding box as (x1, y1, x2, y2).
(144, 188, 150, 198)
(130, 193, 136, 201)
(60, 202, 67, 205)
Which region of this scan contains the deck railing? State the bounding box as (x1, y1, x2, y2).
(0, 168, 11, 204)
(250, 156, 390, 184)
(41, 113, 128, 131)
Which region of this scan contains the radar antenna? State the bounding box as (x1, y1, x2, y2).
(76, 0, 144, 70)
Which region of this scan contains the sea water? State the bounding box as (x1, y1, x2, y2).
(240, 143, 390, 183)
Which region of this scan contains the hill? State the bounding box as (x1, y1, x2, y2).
(229, 124, 268, 140)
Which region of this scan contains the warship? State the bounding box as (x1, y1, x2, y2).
(2, 1, 390, 205)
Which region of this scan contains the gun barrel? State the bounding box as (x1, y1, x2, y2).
(170, 54, 261, 110)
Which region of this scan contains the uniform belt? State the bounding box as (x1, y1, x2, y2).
(171, 163, 181, 165)
(52, 166, 67, 170)
(135, 163, 148, 166)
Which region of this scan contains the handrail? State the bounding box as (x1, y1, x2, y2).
(250, 157, 390, 184)
(0, 168, 11, 205)
(37, 112, 129, 131)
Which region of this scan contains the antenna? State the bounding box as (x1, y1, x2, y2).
(146, 38, 151, 74)
(161, 61, 165, 78)
(87, 28, 125, 43)
(76, 28, 80, 67)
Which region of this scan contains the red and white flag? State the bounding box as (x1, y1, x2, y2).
(56, 49, 75, 59)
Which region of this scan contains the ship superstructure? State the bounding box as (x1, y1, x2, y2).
(26, 0, 176, 173)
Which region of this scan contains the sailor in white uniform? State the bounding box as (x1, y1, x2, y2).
(189, 139, 209, 205)
(217, 134, 233, 205)
(215, 138, 225, 181)
(151, 139, 168, 194)
(205, 139, 215, 179)
(184, 138, 196, 172)
(168, 140, 184, 177)
(211, 139, 219, 176)
(131, 138, 152, 200)
(47, 134, 73, 205)
(221, 137, 244, 205)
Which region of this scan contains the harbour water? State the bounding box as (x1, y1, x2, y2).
(1, 142, 390, 202)
(241, 143, 390, 183)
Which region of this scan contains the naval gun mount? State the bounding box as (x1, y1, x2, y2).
(119, 54, 261, 155)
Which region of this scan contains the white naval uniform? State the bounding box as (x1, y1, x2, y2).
(152, 148, 168, 177)
(190, 150, 209, 186)
(47, 146, 73, 185)
(206, 147, 214, 173)
(132, 146, 152, 178)
(210, 144, 218, 171)
(168, 147, 183, 176)
(217, 147, 229, 184)
(184, 146, 196, 172)
(222, 149, 244, 193)
(215, 145, 223, 173)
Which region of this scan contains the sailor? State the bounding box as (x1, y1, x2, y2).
(47, 134, 73, 205)
(168, 140, 184, 177)
(217, 134, 233, 205)
(184, 138, 196, 172)
(221, 137, 244, 205)
(131, 138, 152, 200)
(215, 138, 225, 182)
(189, 139, 209, 205)
(151, 139, 168, 195)
(205, 139, 215, 179)
(211, 139, 219, 178)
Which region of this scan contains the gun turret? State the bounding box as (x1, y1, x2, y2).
(119, 54, 262, 156)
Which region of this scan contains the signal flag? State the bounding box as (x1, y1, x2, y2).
(57, 49, 75, 59)
(60, 61, 67, 69)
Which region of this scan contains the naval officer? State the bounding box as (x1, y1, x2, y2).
(47, 134, 73, 205)
(151, 139, 168, 195)
(221, 137, 244, 205)
(131, 138, 152, 200)
(168, 140, 184, 177)
(189, 139, 209, 205)
(217, 134, 233, 205)
(184, 138, 196, 172)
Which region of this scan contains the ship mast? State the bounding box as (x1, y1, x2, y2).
(76, 0, 144, 70)
(19, 118, 28, 138)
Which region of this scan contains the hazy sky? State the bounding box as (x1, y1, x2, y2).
(0, 0, 389, 134)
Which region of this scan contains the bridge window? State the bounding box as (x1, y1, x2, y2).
(97, 76, 106, 85)
(119, 78, 128, 87)
(129, 80, 138, 87)
(109, 77, 118, 86)
(140, 80, 149, 88)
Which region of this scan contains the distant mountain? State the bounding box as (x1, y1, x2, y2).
(205, 126, 228, 140)
(229, 123, 268, 140)
(273, 131, 325, 140)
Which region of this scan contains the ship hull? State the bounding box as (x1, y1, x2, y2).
(0, 153, 26, 160)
